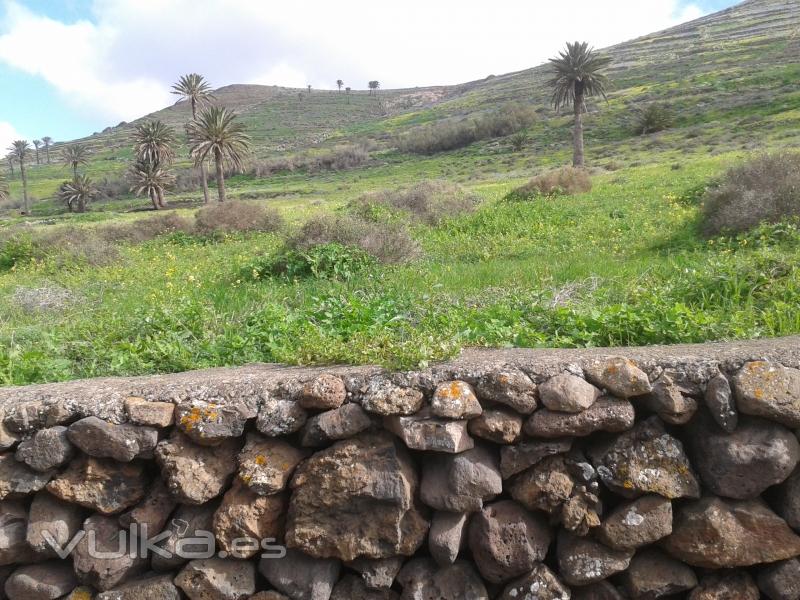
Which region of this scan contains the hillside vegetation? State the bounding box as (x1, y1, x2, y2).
(1, 0, 800, 384)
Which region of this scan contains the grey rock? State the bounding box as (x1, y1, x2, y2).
(430, 381, 482, 419)
(14, 426, 74, 472)
(346, 556, 404, 589)
(151, 502, 218, 572)
(525, 396, 635, 438)
(396, 558, 489, 600)
(475, 369, 537, 414)
(175, 399, 253, 446)
(301, 403, 372, 447)
(597, 494, 672, 550)
(96, 573, 181, 600)
(385, 408, 473, 453)
(257, 396, 308, 437)
(0, 454, 53, 500)
(774, 467, 800, 531)
(213, 479, 285, 559)
(0, 409, 20, 451)
(26, 491, 85, 556)
(428, 512, 468, 567)
(238, 433, 308, 495)
(621, 548, 697, 598)
(73, 515, 147, 591)
(734, 361, 800, 427)
(557, 530, 632, 586)
(499, 438, 573, 479)
(297, 374, 347, 410)
(539, 373, 600, 413)
(498, 564, 571, 600)
(360, 379, 424, 416)
(174, 558, 256, 600)
(689, 571, 759, 600)
(67, 417, 158, 462)
(467, 408, 522, 444)
(642, 375, 698, 425)
(572, 581, 626, 600)
(331, 575, 399, 600)
(420, 446, 502, 512)
(124, 397, 175, 427)
(3, 561, 77, 600)
(757, 558, 800, 600)
(259, 549, 340, 600)
(3, 399, 77, 434)
(118, 478, 177, 536)
(584, 357, 652, 398)
(705, 373, 737, 432)
(0, 501, 36, 566)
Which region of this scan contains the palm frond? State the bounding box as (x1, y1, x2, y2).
(171, 73, 215, 107)
(58, 175, 97, 210)
(128, 160, 175, 198)
(548, 41, 611, 111)
(62, 144, 90, 168)
(8, 140, 30, 161)
(186, 106, 251, 171)
(133, 120, 176, 166)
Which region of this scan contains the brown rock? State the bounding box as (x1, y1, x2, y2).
(331, 574, 400, 600)
(297, 373, 347, 410)
(259, 549, 340, 600)
(46, 456, 147, 515)
(175, 399, 253, 446)
(621, 548, 697, 598)
(249, 594, 289, 600)
(287, 432, 428, 561)
(118, 478, 177, 536)
(4, 561, 78, 600)
(774, 467, 800, 531)
(597, 495, 672, 550)
(430, 381, 482, 419)
(757, 558, 800, 600)
(539, 373, 601, 413)
(238, 433, 308, 495)
(468, 500, 552, 583)
(704, 373, 737, 433)
(420, 446, 502, 513)
(154, 432, 239, 505)
(124, 397, 175, 427)
(428, 512, 468, 566)
(557, 530, 632, 586)
(385, 408, 473, 453)
(0, 453, 53, 499)
(151, 502, 218, 572)
(468, 408, 522, 444)
(67, 417, 158, 462)
(0, 408, 20, 451)
(360, 379, 424, 416)
(213, 480, 285, 559)
(300, 404, 373, 447)
(64, 585, 96, 600)
(498, 564, 571, 600)
(15, 426, 74, 472)
(174, 558, 256, 600)
(663, 496, 800, 568)
(346, 556, 404, 589)
(525, 397, 635, 438)
(572, 581, 626, 600)
(500, 438, 573, 479)
(26, 491, 85, 556)
(73, 515, 146, 591)
(0, 500, 36, 566)
(256, 396, 308, 437)
(734, 361, 800, 427)
(643, 375, 698, 425)
(475, 369, 538, 414)
(96, 573, 181, 600)
(584, 356, 652, 398)
(688, 571, 759, 600)
(396, 558, 489, 600)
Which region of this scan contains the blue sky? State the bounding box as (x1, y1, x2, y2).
(0, 0, 740, 149)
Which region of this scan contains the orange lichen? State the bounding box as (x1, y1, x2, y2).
(179, 404, 220, 431)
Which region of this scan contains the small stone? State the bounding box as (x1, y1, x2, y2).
(346, 556, 404, 589)
(213, 479, 285, 559)
(663, 496, 800, 568)
(420, 446, 502, 512)
(26, 491, 85, 556)
(467, 409, 522, 444)
(525, 397, 635, 438)
(0, 409, 20, 451)
(688, 414, 800, 499)
(15, 426, 74, 472)
(704, 373, 737, 432)
(589, 416, 700, 499)
(396, 558, 489, 600)
(597, 495, 672, 550)
(539, 373, 601, 413)
(468, 500, 552, 583)
(331, 575, 399, 600)
(0, 454, 53, 499)
(67, 417, 158, 462)
(499, 438, 573, 479)
(174, 558, 256, 600)
(621, 548, 697, 598)
(151, 502, 217, 572)
(557, 530, 632, 586)
(118, 478, 177, 536)
(430, 381, 482, 419)
(734, 361, 800, 427)
(572, 581, 625, 600)
(4, 561, 78, 600)
(584, 357, 652, 398)
(774, 467, 800, 531)
(96, 573, 181, 600)
(256, 396, 308, 437)
(428, 512, 468, 567)
(498, 564, 571, 600)
(238, 433, 308, 495)
(757, 558, 800, 600)
(175, 399, 252, 446)
(0, 500, 36, 565)
(73, 515, 146, 591)
(297, 373, 347, 410)
(259, 549, 340, 600)
(46, 455, 148, 515)
(642, 375, 698, 425)
(3, 399, 77, 434)
(475, 369, 537, 414)
(300, 404, 372, 447)
(124, 397, 175, 427)
(385, 408, 473, 453)
(360, 379, 424, 416)
(154, 432, 239, 505)
(689, 571, 759, 600)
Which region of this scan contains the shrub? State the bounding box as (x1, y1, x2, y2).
(0, 234, 38, 271)
(248, 144, 370, 177)
(100, 213, 195, 244)
(249, 243, 375, 281)
(351, 180, 481, 225)
(194, 202, 284, 235)
(702, 152, 800, 236)
(505, 167, 593, 200)
(510, 132, 529, 152)
(634, 103, 673, 135)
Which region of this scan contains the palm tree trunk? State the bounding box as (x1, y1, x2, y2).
(191, 98, 211, 204)
(573, 93, 585, 168)
(45, 146, 50, 164)
(150, 190, 160, 210)
(72, 164, 78, 180)
(214, 149, 226, 203)
(20, 162, 29, 214)
(8, 161, 14, 178)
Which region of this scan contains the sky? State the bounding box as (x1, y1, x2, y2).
(0, 0, 739, 151)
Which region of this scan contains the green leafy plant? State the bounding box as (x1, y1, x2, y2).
(248, 243, 375, 281)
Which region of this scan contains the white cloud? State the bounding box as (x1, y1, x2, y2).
(0, 0, 708, 124)
(0, 121, 23, 153)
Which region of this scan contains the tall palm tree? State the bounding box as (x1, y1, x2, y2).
(368, 80, 380, 95)
(62, 144, 90, 179)
(8, 140, 30, 213)
(6, 154, 14, 178)
(336, 79, 344, 92)
(172, 73, 214, 203)
(548, 41, 611, 167)
(32, 140, 41, 165)
(41, 136, 53, 163)
(133, 120, 176, 166)
(187, 106, 250, 203)
(129, 160, 175, 210)
(58, 174, 97, 213)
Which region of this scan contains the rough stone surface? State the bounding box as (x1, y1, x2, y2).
(428, 512, 468, 567)
(589, 416, 700, 499)
(259, 549, 341, 600)
(689, 414, 800, 499)
(118, 477, 177, 535)
(151, 502, 217, 572)
(0, 501, 35, 566)
(73, 515, 146, 591)
(499, 438, 573, 479)
(3, 561, 77, 600)
(596, 494, 672, 550)
(557, 530, 633, 586)
(46, 456, 147, 514)
(539, 373, 601, 413)
(385, 408, 473, 453)
(287, 432, 428, 561)
(525, 396, 635, 438)
(213, 480, 285, 559)
(95, 573, 181, 600)
(774, 467, 800, 531)
(704, 373, 738, 432)
(396, 559, 489, 600)
(468, 500, 552, 583)
(124, 397, 175, 427)
(688, 571, 760, 600)
(475, 369, 538, 414)
(621, 548, 697, 598)
(584, 357, 652, 398)
(757, 558, 800, 600)
(256, 397, 308, 437)
(0, 409, 19, 451)
(175, 399, 252, 446)
(237, 433, 308, 495)
(67, 417, 158, 462)
(2, 399, 78, 434)
(467, 408, 522, 444)
(663, 496, 800, 568)
(14, 426, 74, 472)
(297, 374, 347, 410)
(331, 574, 399, 600)
(642, 374, 698, 425)
(155, 432, 239, 505)
(430, 381, 482, 419)
(360, 380, 424, 416)
(0, 454, 53, 499)
(420, 446, 502, 512)
(301, 403, 373, 447)
(346, 556, 404, 589)
(26, 491, 85, 556)
(571, 581, 625, 600)
(174, 558, 256, 600)
(498, 564, 571, 600)
(734, 361, 800, 427)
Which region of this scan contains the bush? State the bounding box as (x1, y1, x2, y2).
(510, 132, 529, 151)
(194, 202, 284, 235)
(100, 213, 195, 244)
(249, 243, 375, 281)
(702, 152, 800, 236)
(248, 145, 370, 177)
(505, 167, 593, 200)
(0, 234, 38, 271)
(634, 103, 673, 135)
(351, 180, 480, 225)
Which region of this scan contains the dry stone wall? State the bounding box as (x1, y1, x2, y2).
(1, 337, 800, 599)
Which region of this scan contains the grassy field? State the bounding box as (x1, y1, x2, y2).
(1, 0, 799, 385)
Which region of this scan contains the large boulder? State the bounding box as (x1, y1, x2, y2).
(734, 361, 800, 427)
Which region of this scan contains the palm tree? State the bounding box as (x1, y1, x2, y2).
(368, 80, 380, 95)
(336, 79, 344, 92)
(42, 136, 53, 163)
(62, 144, 90, 179)
(58, 174, 97, 213)
(129, 160, 175, 210)
(345, 87, 351, 104)
(307, 84, 312, 95)
(0, 174, 8, 203)
(172, 73, 214, 203)
(8, 140, 30, 213)
(187, 106, 250, 203)
(133, 120, 176, 166)
(548, 41, 611, 167)
(32, 140, 41, 165)
(6, 154, 14, 178)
